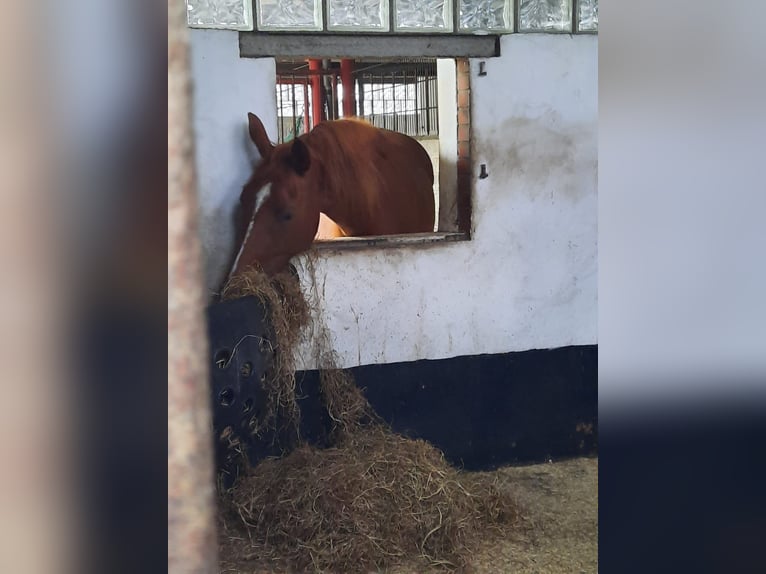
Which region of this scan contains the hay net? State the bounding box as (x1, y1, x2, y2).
(216, 261, 517, 573)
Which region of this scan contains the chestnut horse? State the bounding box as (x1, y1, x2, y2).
(227, 113, 435, 278)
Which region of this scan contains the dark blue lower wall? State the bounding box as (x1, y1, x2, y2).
(296, 344, 598, 470)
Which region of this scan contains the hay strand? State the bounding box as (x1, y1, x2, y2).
(220, 266, 310, 439)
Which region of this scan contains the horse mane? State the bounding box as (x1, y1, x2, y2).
(304, 119, 386, 226)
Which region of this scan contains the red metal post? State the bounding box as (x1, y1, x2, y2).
(340, 59, 355, 117)
(330, 72, 338, 120)
(303, 81, 310, 132)
(308, 59, 324, 125)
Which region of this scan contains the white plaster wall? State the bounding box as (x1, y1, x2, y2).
(189, 30, 277, 295)
(294, 34, 597, 369)
(190, 33, 597, 368)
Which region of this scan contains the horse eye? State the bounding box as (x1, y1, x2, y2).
(279, 211, 293, 222)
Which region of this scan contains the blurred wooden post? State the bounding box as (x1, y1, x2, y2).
(0, 2, 70, 572)
(168, 0, 217, 572)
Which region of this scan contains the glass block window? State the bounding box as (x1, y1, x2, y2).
(189, 0, 597, 34)
(395, 0, 453, 32)
(186, 0, 253, 30)
(518, 0, 572, 32)
(458, 0, 513, 32)
(257, 0, 323, 30)
(577, 0, 597, 32)
(328, 0, 389, 31)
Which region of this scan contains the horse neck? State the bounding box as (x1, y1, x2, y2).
(319, 175, 373, 236)
(312, 126, 378, 235)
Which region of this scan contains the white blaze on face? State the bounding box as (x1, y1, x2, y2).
(228, 182, 272, 278)
(253, 182, 272, 217)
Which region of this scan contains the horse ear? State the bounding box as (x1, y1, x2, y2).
(288, 138, 311, 176)
(247, 112, 274, 160)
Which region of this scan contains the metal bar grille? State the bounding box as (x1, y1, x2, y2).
(275, 58, 438, 142)
(275, 73, 312, 143)
(355, 58, 438, 138)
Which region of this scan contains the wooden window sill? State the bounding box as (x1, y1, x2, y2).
(312, 231, 469, 252)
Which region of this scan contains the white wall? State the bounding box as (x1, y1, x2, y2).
(190, 33, 597, 369)
(189, 30, 277, 294)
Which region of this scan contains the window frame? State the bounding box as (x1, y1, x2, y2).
(263, 55, 475, 249)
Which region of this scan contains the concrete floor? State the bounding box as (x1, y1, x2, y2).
(468, 457, 598, 574)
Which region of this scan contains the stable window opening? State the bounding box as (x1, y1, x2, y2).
(274, 56, 471, 248)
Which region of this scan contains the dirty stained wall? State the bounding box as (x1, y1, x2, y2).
(190, 30, 277, 292)
(191, 32, 597, 369)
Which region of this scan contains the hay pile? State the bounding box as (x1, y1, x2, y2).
(216, 263, 518, 573)
(220, 429, 515, 572)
